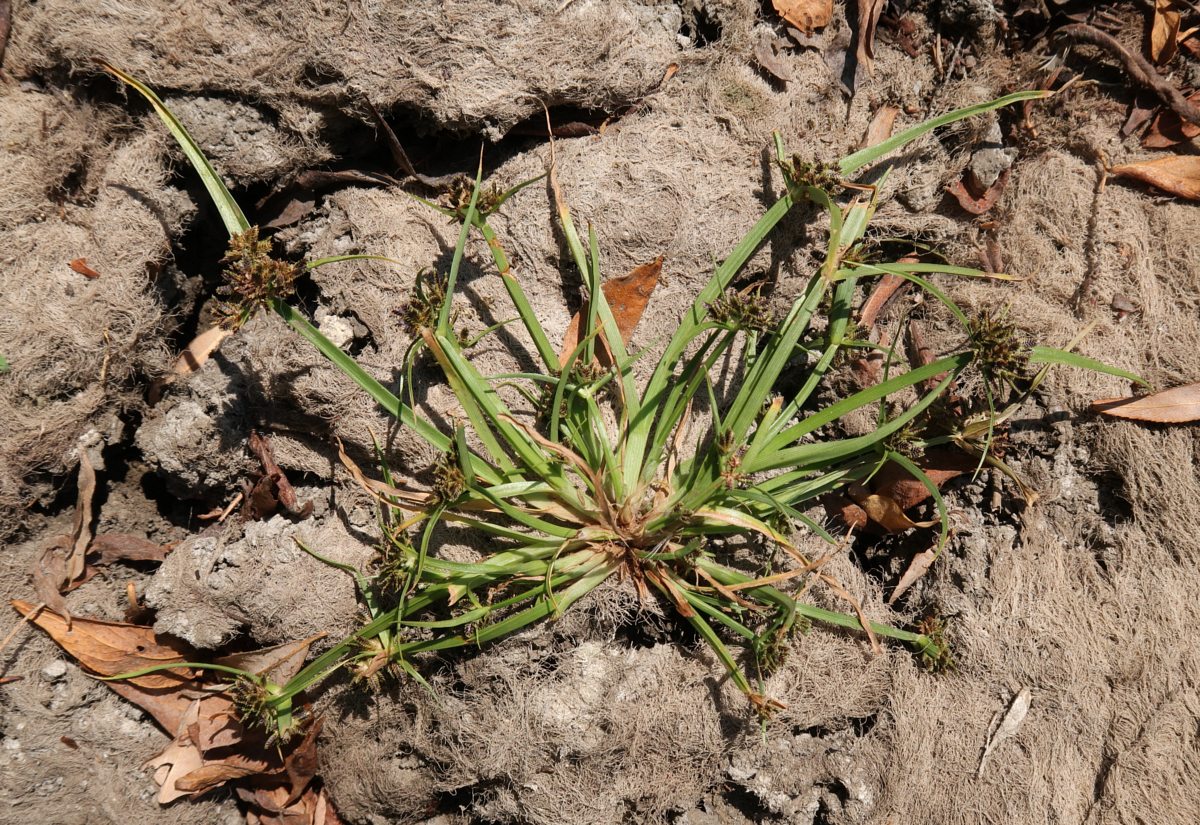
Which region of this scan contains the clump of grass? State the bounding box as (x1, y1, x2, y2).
(101, 63, 1141, 735)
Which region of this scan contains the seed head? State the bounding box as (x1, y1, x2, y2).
(216, 227, 301, 330)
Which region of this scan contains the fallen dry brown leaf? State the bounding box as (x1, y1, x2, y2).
(856, 0, 886, 74)
(558, 257, 662, 367)
(215, 633, 326, 687)
(1111, 155, 1200, 199)
(772, 0, 832, 34)
(174, 326, 232, 376)
(10, 600, 193, 689)
(88, 533, 172, 565)
(888, 546, 938, 605)
(68, 257, 101, 279)
(847, 483, 938, 532)
(861, 104, 900, 149)
(831, 448, 976, 531)
(1142, 92, 1200, 148)
(1151, 0, 1182, 64)
(246, 431, 313, 519)
(1092, 382, 1200, 423)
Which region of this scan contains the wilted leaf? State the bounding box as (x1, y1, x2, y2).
(888, 546, 938, 604)
(847, 484, 938, 532)
(1092, 382, 1200, 423)
(88, 533, 171, 565)
(282, 718, 323, 806)
(772, 0, 832, 34)
(1111, 155, 1200, 199)
(215, 634, 324, 686)
(1151, 0, 1182, 64)
(559, 257, 663, 367)
(29, 455, 97, 621)
(861, 104, 900, 149)
(68, 258, 101, 279)
(11, 600, 193, 689)
(856, 0, 886, 74)
(146, 702, 207, 803)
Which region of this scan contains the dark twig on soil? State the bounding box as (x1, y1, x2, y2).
(1055, 23, 1200, 128)
(1072, 151, 1109, 317)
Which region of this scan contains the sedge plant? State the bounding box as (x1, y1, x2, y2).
(101, 64, 1140, 736)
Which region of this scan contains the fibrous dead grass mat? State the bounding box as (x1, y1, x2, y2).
(3, 3, 1200, 825)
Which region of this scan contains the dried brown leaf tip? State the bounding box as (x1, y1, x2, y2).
(1092, 382, 1200, 423)
(217, 227, 302, 330)
(1111, 155, 1200, 200)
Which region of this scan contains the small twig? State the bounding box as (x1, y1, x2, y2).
(1072, 152, 1109, 317)
(1055, 23, 1200, 128)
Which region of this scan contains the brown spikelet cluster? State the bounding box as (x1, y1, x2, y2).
(781, 155, 843, 193)
(709, 285, 774, 332)
(444, 175, 503, 220)
(216, 227, 302, 330)
(967, 308, 1030, 385)
(395, 268, 449, 336)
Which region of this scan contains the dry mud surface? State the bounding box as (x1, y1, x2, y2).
(2, 1, 1199, 824)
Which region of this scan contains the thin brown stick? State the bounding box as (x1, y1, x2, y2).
(1056, 23, 1200, 127)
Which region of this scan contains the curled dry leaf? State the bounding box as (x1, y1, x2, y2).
(558, 256, 663, 367)
(1151, 0, 1182, 64)
(10, 600, 193, 689)
(772, 0, 832, 34)
(754, 33, 792, 82)
(847, 483, 938, 532)
(31, 454, 97, 620)
(946, 167, 1012, 214)
(832, 448, 975, 531)
(1111, 155, 1200, 199)
(856, 0, 886, 74)
(1092, 382, 1200, 423)
(68, 258, 101, 278)
(1142, 91, 1200, 147)
(215, 633, 327, 686)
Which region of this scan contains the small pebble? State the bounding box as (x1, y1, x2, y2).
(41, 660, 68, 680)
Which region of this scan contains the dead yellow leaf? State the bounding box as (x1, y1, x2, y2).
(1092, 382, 1200, 423)
(1111, 155, 1200, 199)
(1151, 0, 1182, 64)
(10, 600, 193, 689)
(772, 0, 832, 34)
(558, 257, 663, 367)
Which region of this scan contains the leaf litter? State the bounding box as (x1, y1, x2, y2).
(12, 596, 336, 822)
